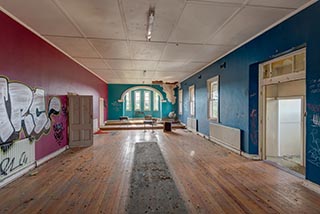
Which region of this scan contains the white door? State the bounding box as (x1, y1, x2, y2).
(99, 98, 105, 127)
(278, 98, 304, 165)
(68, 95, 93, 148)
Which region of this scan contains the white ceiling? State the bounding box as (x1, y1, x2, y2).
(0, 0, 313, 84)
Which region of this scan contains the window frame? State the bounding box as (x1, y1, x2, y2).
(134, 91, 141, 111)
(207, 76, 219, 122)
(125, 92, 131, 111)
(153, 92, 159, 111)
(178, 89, 183, 115)
(189, 85, 195, 117)
(144, 91, 151, 111)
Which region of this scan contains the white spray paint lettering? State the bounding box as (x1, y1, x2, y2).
(0, 77, 61, 144)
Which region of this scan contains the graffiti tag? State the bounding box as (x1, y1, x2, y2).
(308, 129, 320, 168)
(0, 151, 28, 176)
(53, 122, 64, 145)
(0, 77, 61, 146)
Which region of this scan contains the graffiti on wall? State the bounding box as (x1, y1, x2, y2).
(306, 103, 320, 168)
(111, 101, 121, 112)
(0, 76, 61, 151)
(250, 109, 258, 145)
(0, 138, 35, 180)
(308, 128, 320, 167)
(53, 122, 64, 145)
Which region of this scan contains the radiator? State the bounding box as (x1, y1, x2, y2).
(209, 123, 241, 153)
(187, 117, 198, 132)
(0, 138, 35, 181)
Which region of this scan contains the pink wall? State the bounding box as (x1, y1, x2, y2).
(0, 11, 107, 160)
(0, 11, 108, 120)
(35, 96, 68, 160)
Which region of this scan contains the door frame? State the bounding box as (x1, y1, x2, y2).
(258, 49, 306, 165)
(99, 97, 105, 127)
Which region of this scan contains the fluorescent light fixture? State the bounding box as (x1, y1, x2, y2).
(146, 8, 155, 41)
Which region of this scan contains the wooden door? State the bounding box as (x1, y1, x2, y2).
(68, 95, 93, 148)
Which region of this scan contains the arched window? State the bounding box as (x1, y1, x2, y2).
(120, 86, 164, 119)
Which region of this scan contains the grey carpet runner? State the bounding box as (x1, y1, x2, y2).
(126, 142, 187, 214)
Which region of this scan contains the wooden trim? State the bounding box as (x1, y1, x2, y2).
(36, 146, 68, 167)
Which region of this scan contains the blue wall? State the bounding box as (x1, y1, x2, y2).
(108, 84, 177, 120)
(180, 2, 320, 185)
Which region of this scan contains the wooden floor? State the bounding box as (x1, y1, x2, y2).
(1, 130, 320, 213)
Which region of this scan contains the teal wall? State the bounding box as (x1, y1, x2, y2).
(108, 84, 177, 120)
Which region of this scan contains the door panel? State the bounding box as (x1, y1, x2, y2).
(68, 95, 93, 148)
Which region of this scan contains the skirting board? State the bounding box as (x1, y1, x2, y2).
(209, 137, 241, 155)
(240, 151, 261, 160)
(36, 145, 68, 167)
(0, 164, 35, 189)
(301, 180, 320, 195)
(197, 132, 210, 140)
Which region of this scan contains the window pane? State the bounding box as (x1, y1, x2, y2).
(134, 91, 141, 111)
(271, 56, 293, 77)
(178, 90, 183, 115)
(189, 86, 195, 117)
(144, 91, 150, 111)
(294, 52, 305, 72)
(207, 76, 219, 121)
(125, 92, 131, 111)
(154, 93, 159, 111)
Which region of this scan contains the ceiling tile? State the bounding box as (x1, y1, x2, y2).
(46, 36, 99, 58)
(191, 45, 235, 62)
(208, 6, 293, 46)
(75, 58, 109, 69)
(89, 39, 130, 59)
(105, 78, 122, 83)
(248, 0, 310, 8)
(91, 69, 120, 79)
(180, 62, 206, 73)
(57, 0, 125, 39)
(122, 0, 185, 41)
(151, 0, 186, 42)
(190, 0, 245, 4)
(117, 70, 156, 78)
(156, 61, 204, 73)
(156, 61, 187, 72)
(133, 60, 158, 70)
(0, 0, 81, 36)
(105, 59, 134, 70)
(154, 71, 184, 81)
(130, 41, 166, 60)
(168, 2, 239, 43)
(160, 44, 202, 61)
(123, 78, 153, 84)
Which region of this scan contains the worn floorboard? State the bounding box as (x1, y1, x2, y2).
(0, 130, 320, 213)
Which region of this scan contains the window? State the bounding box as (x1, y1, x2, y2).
(189, 85, 195, 117)
(144, 91, 151, 111)
(134, 91, 141, 111)
(207, 76, 219, 121)
(262, 48, 306, 82)
(178, 89, 183, 115)
(125, 92, 131, 111)
(154, 93, 159, 111)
